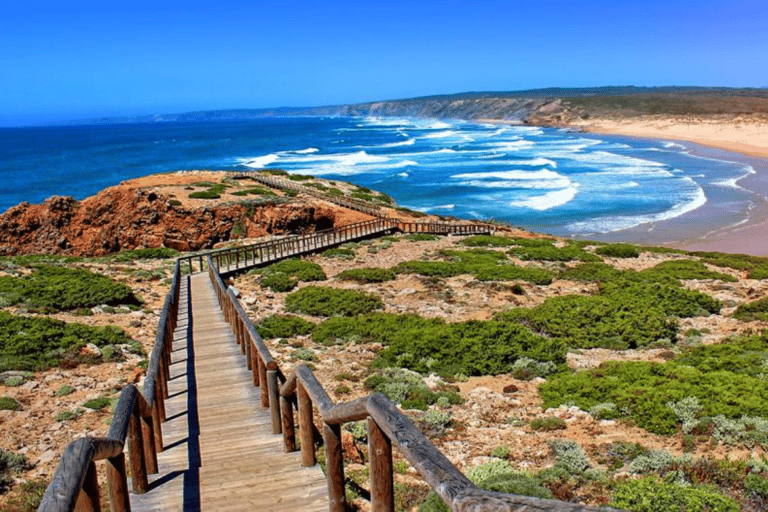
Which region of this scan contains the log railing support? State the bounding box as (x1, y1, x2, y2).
(106, 453, 130, 512)
(297, 382, 315, 466)
(324, 423, 346, 512)
(75, 461, 100, 512)
(368, 417, 394, 512)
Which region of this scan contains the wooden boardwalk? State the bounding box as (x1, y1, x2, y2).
(130, 273, 328, 511)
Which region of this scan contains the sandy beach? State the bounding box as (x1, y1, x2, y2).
(567, 116, 768, 256)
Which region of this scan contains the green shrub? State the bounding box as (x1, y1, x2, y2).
(231, 186, 275, 197)
(474, 264, 553, 285)
(529, 417, 567, 431)
(364, 368, 440, 411)
(322, 248, 356, 259)
(3, 376, 23, 387)
(257, 315, 315, 339)
(511, 237, 556, 247)
(641, 259, 737, 282)
(404, 234, 440, 242)
(0, 449, 30, 491)
(393, 260, 464, 277)
(418, 409, 451, 436)
(673, 332, 768, 377)
(734, 296, 768, 322)
(540, 361, 768, 435)
(336, 267, 396, 283)
(558, 262, 623, 282)
(313, 313, 433, 346)
(291, 348, 316, 362)
(55, 385, 75, 397)
(0, 396, 20, 411)
(419, 459, 552, 512)
(285, 286, 382, 317)
(83, 396, 111, 410)
(260, 272, 298, 292)
(595, 441, 650, 471)
(189, 183, 226, 199)
(595, 243, 640, 258)
(490, 445, 511, 459)
(610, 476, 739, 512)
(373, 319, 566, 377)
(109, 247, 178, 261)
(0, 311, 133, 372)
(55, 409, 82, 421)
(508, 244, 602, 262)
(511, 357, 557, 380)
(0, 266, 137, 312)
(549, 440, 592, 475)
(745, 473, 768, 498)
(257, 258, 326, 282)
(691, 251, 768, 279)
(459, 235, 515, 247)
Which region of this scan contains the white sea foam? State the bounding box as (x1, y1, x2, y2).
(381, 138, 415, 148)
(566, 182, 707, 233)
(458, 179, 571, 190)
(425, 204, 456, 211)
(513, 158, 557, 167)
(663, 141, 687, 149)
(397, 172, 409, 177)
(294, 147, 319, 154)
(509, 186, 579, 211)
(423, 130, 460, 139)
(237, 154, 279, 168)
(452, 169, 564, 181)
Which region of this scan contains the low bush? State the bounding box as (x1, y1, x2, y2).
(511, 237, 556, 248)
(640, 259, 737, 282)
(549, 440, 593, 475)
(418, 409, 451, 436)
(459, 235, 515, 247)
(0, 312, 134, 372)
(540, 360, 768, 435)
(558, 262, 622, 282)
(83, 396, 112, 410)
(0, 449, 30, 491)
(594, 441, 650, 471)
(363, 368, 461, 411)
(0, 265, 138, 313)
(595, 243, 640, 258)
(419, 459, 552, 512)
(256, 259, 326, 282)
(336, 267, 396, 283)
(259, 273, 297, 292)
(373, 319, 567, 377)
(474, 264, 553, 285)
(321, 248, 356, 259)
(508, 243, 602, 262)
(0, 396, 20, 411)
(231, 186, 275, 197)
(691, 251, 768, 279)
(393, 260, 463, 278)
(189, 183, 226, 199)
(529, 417, 567, 431)
(285, 286, 382, 317)
(610, 476, 739, 512)
(257, 315, 315, 339)
(404, 234, 440, 241)
(734, 296, 768, 322)
(313, 313, 433, 345)
(674, 332, 768, 377)
(0, 478, 46, 512)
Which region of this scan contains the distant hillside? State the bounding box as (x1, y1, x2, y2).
(61, 86, 768, 127)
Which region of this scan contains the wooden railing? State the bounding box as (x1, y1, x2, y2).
(235, 171, 385, 217)
(207, 256, 614, 512)
(37, 261, 181, 512)
(177, 218, 491, 276)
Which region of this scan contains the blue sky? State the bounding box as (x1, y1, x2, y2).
(1, 0, 766, 126)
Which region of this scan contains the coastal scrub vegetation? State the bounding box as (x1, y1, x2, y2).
(256, 314, 315, 339)
(691, 251, 768, 279)
(508, 242, 603, 262)
(189, 182, 227, 199)
(336, 267, 396, 283)
(252, 258, 326, 292)
(107, 247, 178, 262)
(734, 296, 768, 322)
(285, 286, 383, 317)
(0, 266, 138, 312)
(0, 311, 135, 372)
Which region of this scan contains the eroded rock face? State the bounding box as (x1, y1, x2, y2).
(0, 186, 356, 256)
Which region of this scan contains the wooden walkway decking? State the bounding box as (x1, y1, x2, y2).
(129, 273, 328, 511)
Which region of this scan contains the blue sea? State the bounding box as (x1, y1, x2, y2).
(0, 116, 762, 243)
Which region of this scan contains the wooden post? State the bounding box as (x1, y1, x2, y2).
(324, 423, 346, 512)
(245, 333, 252, 371)
(75, 461, 101, 512)
(298, 382, 315, 466)
(268, 370, 282, 434)
(106, 453, 130, 512)
(251, 346, 259, 386)
(259, 356, 269, 408)
(368, 417, 395, 512)
(141, 414, 158, 474)
(281, 395, 296, 452)
(152, 397, 163, 452)
(128, 405, 148, 493)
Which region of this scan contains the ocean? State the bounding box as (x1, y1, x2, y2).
(0, 116, 760, 242)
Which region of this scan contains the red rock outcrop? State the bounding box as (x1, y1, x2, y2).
(0, 184, 371, 256)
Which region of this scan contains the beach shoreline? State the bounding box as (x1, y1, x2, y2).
(561, 118, 768, 256)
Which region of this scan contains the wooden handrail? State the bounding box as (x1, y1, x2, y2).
(38, 261, 182, 512)
(206, 258, 615, 512)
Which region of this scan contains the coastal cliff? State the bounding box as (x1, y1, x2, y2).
(0, 172, 375, 256)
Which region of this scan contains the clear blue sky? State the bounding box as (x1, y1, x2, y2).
(1, 0, 766, 126)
